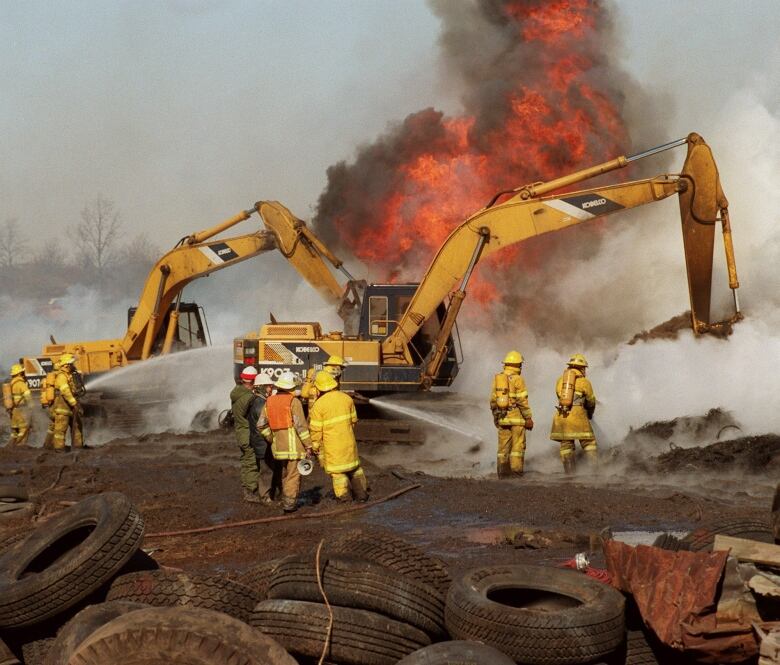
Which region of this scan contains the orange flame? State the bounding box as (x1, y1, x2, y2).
(323, 0, 629, 306)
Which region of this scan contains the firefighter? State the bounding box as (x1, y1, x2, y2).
(301, 355, 347, 410)
(51, 353, 84, 450)
(41, 359, 60, 449)
(249, 373, 281, 503)
(309, 370, 368, 503)
(231, 365, 262, 503)
(490, 351, 533, 477)
(550, 353, 597, 474)
(4, 364, 32, 446)
(257, 371, 312, 513)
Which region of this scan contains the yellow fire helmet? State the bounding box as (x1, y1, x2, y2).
(10, 364, 24, 377)
(568, 353, 588, 368)
(59, 352, 77, 366)
(324, 355, 347, 367)
(314, 370, 338, 393)
(503, 350, 524, 366)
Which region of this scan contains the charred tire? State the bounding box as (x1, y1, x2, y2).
(106, 570, 261, 624)
(445, 564, 625, 665)
(0, 492, 144, 629)
(20, 639, 54, 665)
(68, 606, 296, 665)
(236, 558, 286, 599)
(252, 599, 430, 665)
(651, 533, 687, 551)
(268, 554, 446, 638)
(42, 600, 147, 665)
(327, 529, 451, 596)
(396, 640, 515, 665)
(0, 637, 19, 665)
(681, 518, 774, 552)
(0, 482, 27, 502)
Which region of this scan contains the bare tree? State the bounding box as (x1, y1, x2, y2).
(74, 195, 122, 275)
(32, 238, 68, 268)
(120, 232, 159, 266)
(0, 218, 28, 267)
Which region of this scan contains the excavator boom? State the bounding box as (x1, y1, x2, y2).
(379, 132, 740, 374)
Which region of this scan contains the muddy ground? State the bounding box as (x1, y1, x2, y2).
(0, 425, 776, 580)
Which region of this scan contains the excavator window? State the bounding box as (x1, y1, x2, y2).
(369, 296, 389, 337)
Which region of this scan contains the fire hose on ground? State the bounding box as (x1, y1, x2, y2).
(144, 483, 422, 539)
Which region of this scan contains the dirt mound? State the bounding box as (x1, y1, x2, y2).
(627, 311, 733, 344)
(654, 434, 780, 473)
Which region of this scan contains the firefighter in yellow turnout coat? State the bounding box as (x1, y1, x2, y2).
(309, 371, 368, 502)
(257, 371, 311, 513)
(550, 354, 597, 474)
(51, 353, 84, 450)
(5, 364, 32, 446)
(490, 351, 533, 477)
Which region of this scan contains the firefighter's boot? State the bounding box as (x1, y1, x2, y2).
(243, 488, 261, 504)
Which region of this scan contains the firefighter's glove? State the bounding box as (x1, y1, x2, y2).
(524, 418, 534, 430)
(491, 407, 502, 427)
(76, 404, 85, 417)
(586, 406, 595, 419)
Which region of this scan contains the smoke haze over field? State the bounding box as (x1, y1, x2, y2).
(1, 2, 779, 463)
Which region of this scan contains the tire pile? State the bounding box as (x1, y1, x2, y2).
(0, 492, 657, 664)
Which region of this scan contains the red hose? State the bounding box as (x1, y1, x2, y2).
(145, 483, 421, 539)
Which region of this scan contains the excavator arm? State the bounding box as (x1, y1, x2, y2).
(123, 202, 359, 360)
(379, 133, 741, 380)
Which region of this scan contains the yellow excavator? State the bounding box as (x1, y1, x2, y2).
(235, 132, 741, 394)
(19, 201, 360, 390)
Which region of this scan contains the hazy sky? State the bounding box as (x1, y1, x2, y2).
(2, 0, 777, 253)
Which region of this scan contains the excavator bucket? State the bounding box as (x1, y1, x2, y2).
(677, 133, 740, 333)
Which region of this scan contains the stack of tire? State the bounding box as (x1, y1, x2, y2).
(244, 529, 452, 664)
(0, 492, 296, 665)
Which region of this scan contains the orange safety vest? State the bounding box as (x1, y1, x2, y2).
(266, 393, 294, 430)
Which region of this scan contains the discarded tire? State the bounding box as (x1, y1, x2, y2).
(0, 637, 19, 665)
(106, 570, 261, 624)
(396, 640, 515, 664)
(42, 600, 147, 665)
(681, 518, 775, 552)
(67, 606, 296, 665)
(252, 599, 431, 665)
(20, 638, 54, 665)
(268, 554, 446, 638)
(236, 557, 286, 599)
(0, 481, 27, 502)
(0, 492, 144, 628)
(651, 532, 687, 551)
(624, 630, 661, 665)
(328, 529, 451, 596)
(445, 564, 625, 665)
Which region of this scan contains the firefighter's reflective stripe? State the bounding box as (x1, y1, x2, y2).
(309, 412, 356, 428)
(551, 430, 595, 439)
(325, 458, 360, 473)
(499, 415, 526, 426)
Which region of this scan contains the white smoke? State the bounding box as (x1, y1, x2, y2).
(438, 89, 780, 474)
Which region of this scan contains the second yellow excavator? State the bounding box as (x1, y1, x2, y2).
(235, 132, 741, 393)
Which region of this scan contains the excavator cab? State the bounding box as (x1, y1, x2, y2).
(127, 302, 209, 355)
(360, 284, 460, 386)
